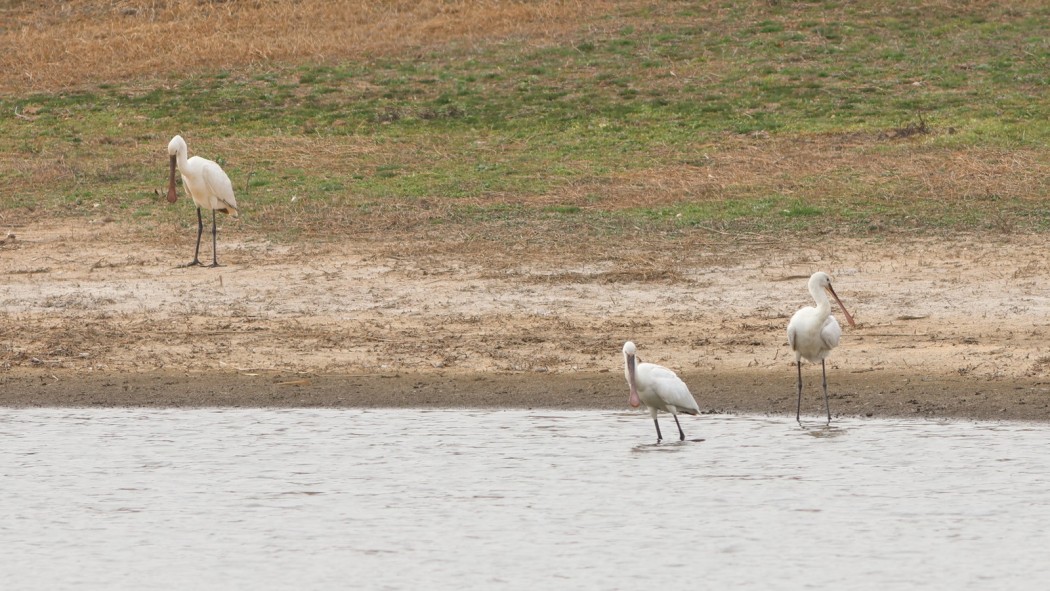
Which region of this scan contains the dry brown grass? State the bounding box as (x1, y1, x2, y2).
(1, 0, 595, 93)
(536, 134, 1047, 211)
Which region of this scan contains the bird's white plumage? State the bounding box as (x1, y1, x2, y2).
(168, 135, 238, 216)
(633, 362, 699, 416)
(622, 341, 700, 440)
(787, 308, 841, 363)
(786, 271, 848, 363)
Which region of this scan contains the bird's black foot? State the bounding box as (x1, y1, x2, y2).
(180, 259, 202, 268)
(206, 262, 222, 268)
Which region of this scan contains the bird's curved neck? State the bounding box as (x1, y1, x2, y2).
(810, 284, 831, 317)
(174, 144, 189, 170)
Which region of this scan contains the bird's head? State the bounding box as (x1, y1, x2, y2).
(810, 271, 832, 290)
(167, 135, 186, 157)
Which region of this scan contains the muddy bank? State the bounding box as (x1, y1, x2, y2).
(3, 369, 1048, 422)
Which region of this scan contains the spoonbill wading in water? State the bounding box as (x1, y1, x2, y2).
(166, 135, 239, 267)
(622, 341, 701, 441)
(787, 272, 856, 424)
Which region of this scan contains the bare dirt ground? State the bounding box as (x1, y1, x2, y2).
(3, 219, 1050, 421)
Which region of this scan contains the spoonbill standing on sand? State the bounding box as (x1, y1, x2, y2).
(622, 341, 701, 441)
(166, 135, 239, 267)
(787, 272, 856, 424)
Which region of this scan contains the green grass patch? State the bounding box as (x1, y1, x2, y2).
(0, 1, 1047, 239)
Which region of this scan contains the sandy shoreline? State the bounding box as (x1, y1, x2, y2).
(4, 221, 1050, 421)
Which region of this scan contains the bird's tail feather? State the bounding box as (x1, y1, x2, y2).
(222, 203, 240, 218)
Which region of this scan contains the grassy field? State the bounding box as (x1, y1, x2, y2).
(1, 0, 1047, 247)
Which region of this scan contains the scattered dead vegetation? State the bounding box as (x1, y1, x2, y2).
(518, 268, 683, 285)
(881, 116, 931, 140)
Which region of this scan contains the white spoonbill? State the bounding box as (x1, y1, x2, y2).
(622, 341, 700, 441)
(166, 135, 239, 267)
(787, 272, 856, 424)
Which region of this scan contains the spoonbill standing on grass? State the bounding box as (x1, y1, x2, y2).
(166, 135, 239, 267)
(622, 341, 701, 441)
(787, 272, 856, 424)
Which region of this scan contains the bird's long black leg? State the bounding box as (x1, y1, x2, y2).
(796, 360, 804, 424)
(673, 414, 686, 441)
(182, 207, 204, 267)
(653, 418, 663, 442)
(822, 359, 831, 425)
(207, 209, 221, 267)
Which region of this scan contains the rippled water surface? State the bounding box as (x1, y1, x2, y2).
(2, 409, 1049, 589)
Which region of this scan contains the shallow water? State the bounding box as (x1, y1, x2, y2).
(2, 409, 1048, 590)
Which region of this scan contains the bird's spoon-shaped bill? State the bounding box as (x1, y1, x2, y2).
(827, 286, 856, 327)
(166, 155, 178, 203)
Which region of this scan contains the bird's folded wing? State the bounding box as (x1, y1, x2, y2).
(820, 316, 842, 349)
(649, 365, 697, 410)
(203, 162, 239, 214)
